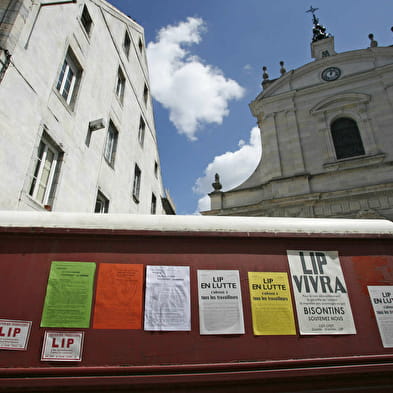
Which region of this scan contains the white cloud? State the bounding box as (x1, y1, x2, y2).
(194, 127, 261, 212)
(147, 17, 245, 141)
(196, 195, 211, 213)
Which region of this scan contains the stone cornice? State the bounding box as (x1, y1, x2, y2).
(204, 181, 393, 218)
(310, 92, 371, 114)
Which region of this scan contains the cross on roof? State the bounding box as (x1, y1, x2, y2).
(306, 5, 321, 26)
(306, 6, 319, 16)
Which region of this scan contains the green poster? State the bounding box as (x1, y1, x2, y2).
(41, 261, 96, 328)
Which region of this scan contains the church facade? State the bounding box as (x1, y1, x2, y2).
(204, 15, 393, 220)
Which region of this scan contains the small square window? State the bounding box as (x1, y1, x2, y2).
(115, 67, 125, 104)
(29, 132, 62, 207)
(138, 116, 145, 147)
(132, 164, 141, 202)
(81, 5, 93, 36)
(56, 48, 83, 108)
(151, 193, 157, 214)
(123, 31, 131, 58)
(95, 191, 109, 213)
(143, 84, 149, 105)
(104, 121, 118, 167)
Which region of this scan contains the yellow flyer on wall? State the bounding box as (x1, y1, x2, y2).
(248, 272, 296, 335)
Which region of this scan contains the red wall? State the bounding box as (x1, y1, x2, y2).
(0, 227, 392, 392)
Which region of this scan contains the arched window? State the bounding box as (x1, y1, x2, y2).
(331, 117, 365, 160)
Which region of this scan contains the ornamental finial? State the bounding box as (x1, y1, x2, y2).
(262, 66, 269, 81)
(261, 66, 271, 89)
(279, 61, 286, 76)
(368, 33, 378, 47)
(212, 173, 222, 192)
(306, 6, 329, 42)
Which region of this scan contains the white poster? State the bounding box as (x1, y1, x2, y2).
(0, 319, 32, 350)
(41, 331, 84, 361)
(368, 286, 393, 348)
(287, 250, 356, 335)
(144, 266, 190, 331)
(197, 270, 244, 335)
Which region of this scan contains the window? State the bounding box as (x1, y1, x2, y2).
(56, 48, 83, 108)
(115, 67, 125, 104)
(123, 31, 131, 58)
(95, 191, 109, 213)
(29, 134, 62, 206)
(151, 193, 157, 214)
(143, 83, 149, 105)
(331, 117, 365, 160)
(138, 116, 145, 146)
(154, 161, 158, 178)
(138, 37, 143, 54)
(132, 164, 141, 202)
(104, 121, 118, 167)
(81, 5, 93, 36)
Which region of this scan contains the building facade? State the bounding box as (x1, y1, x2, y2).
(0, 0, 174, 214)
(205, 16, 393, 220)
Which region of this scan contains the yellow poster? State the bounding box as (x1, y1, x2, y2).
(248, 272, 296, 335)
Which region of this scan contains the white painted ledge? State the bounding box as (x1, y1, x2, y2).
(0, 211, 392, 236)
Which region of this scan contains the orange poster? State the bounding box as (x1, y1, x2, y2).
(93, 264, 143, 329)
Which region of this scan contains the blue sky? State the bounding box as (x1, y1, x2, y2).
(108, 0, 393, 215)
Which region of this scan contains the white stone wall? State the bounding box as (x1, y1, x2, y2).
(0, 0, 166, 214)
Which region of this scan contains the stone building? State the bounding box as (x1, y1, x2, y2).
(205, 12, 393, 220)
(0, 0, 174, 214)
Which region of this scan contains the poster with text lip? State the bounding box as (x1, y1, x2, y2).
(198, 270, 244, 335)
(248, 272, 296, 335)
(0, 319, 32, 350)
(368, 286, 393, 348)
(41, 261, 96, 328)
(93, 264, 143, 329)
(287, 250, 356, 335)
(144, 266, 190, 331)
(41, 331, 84, 361)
